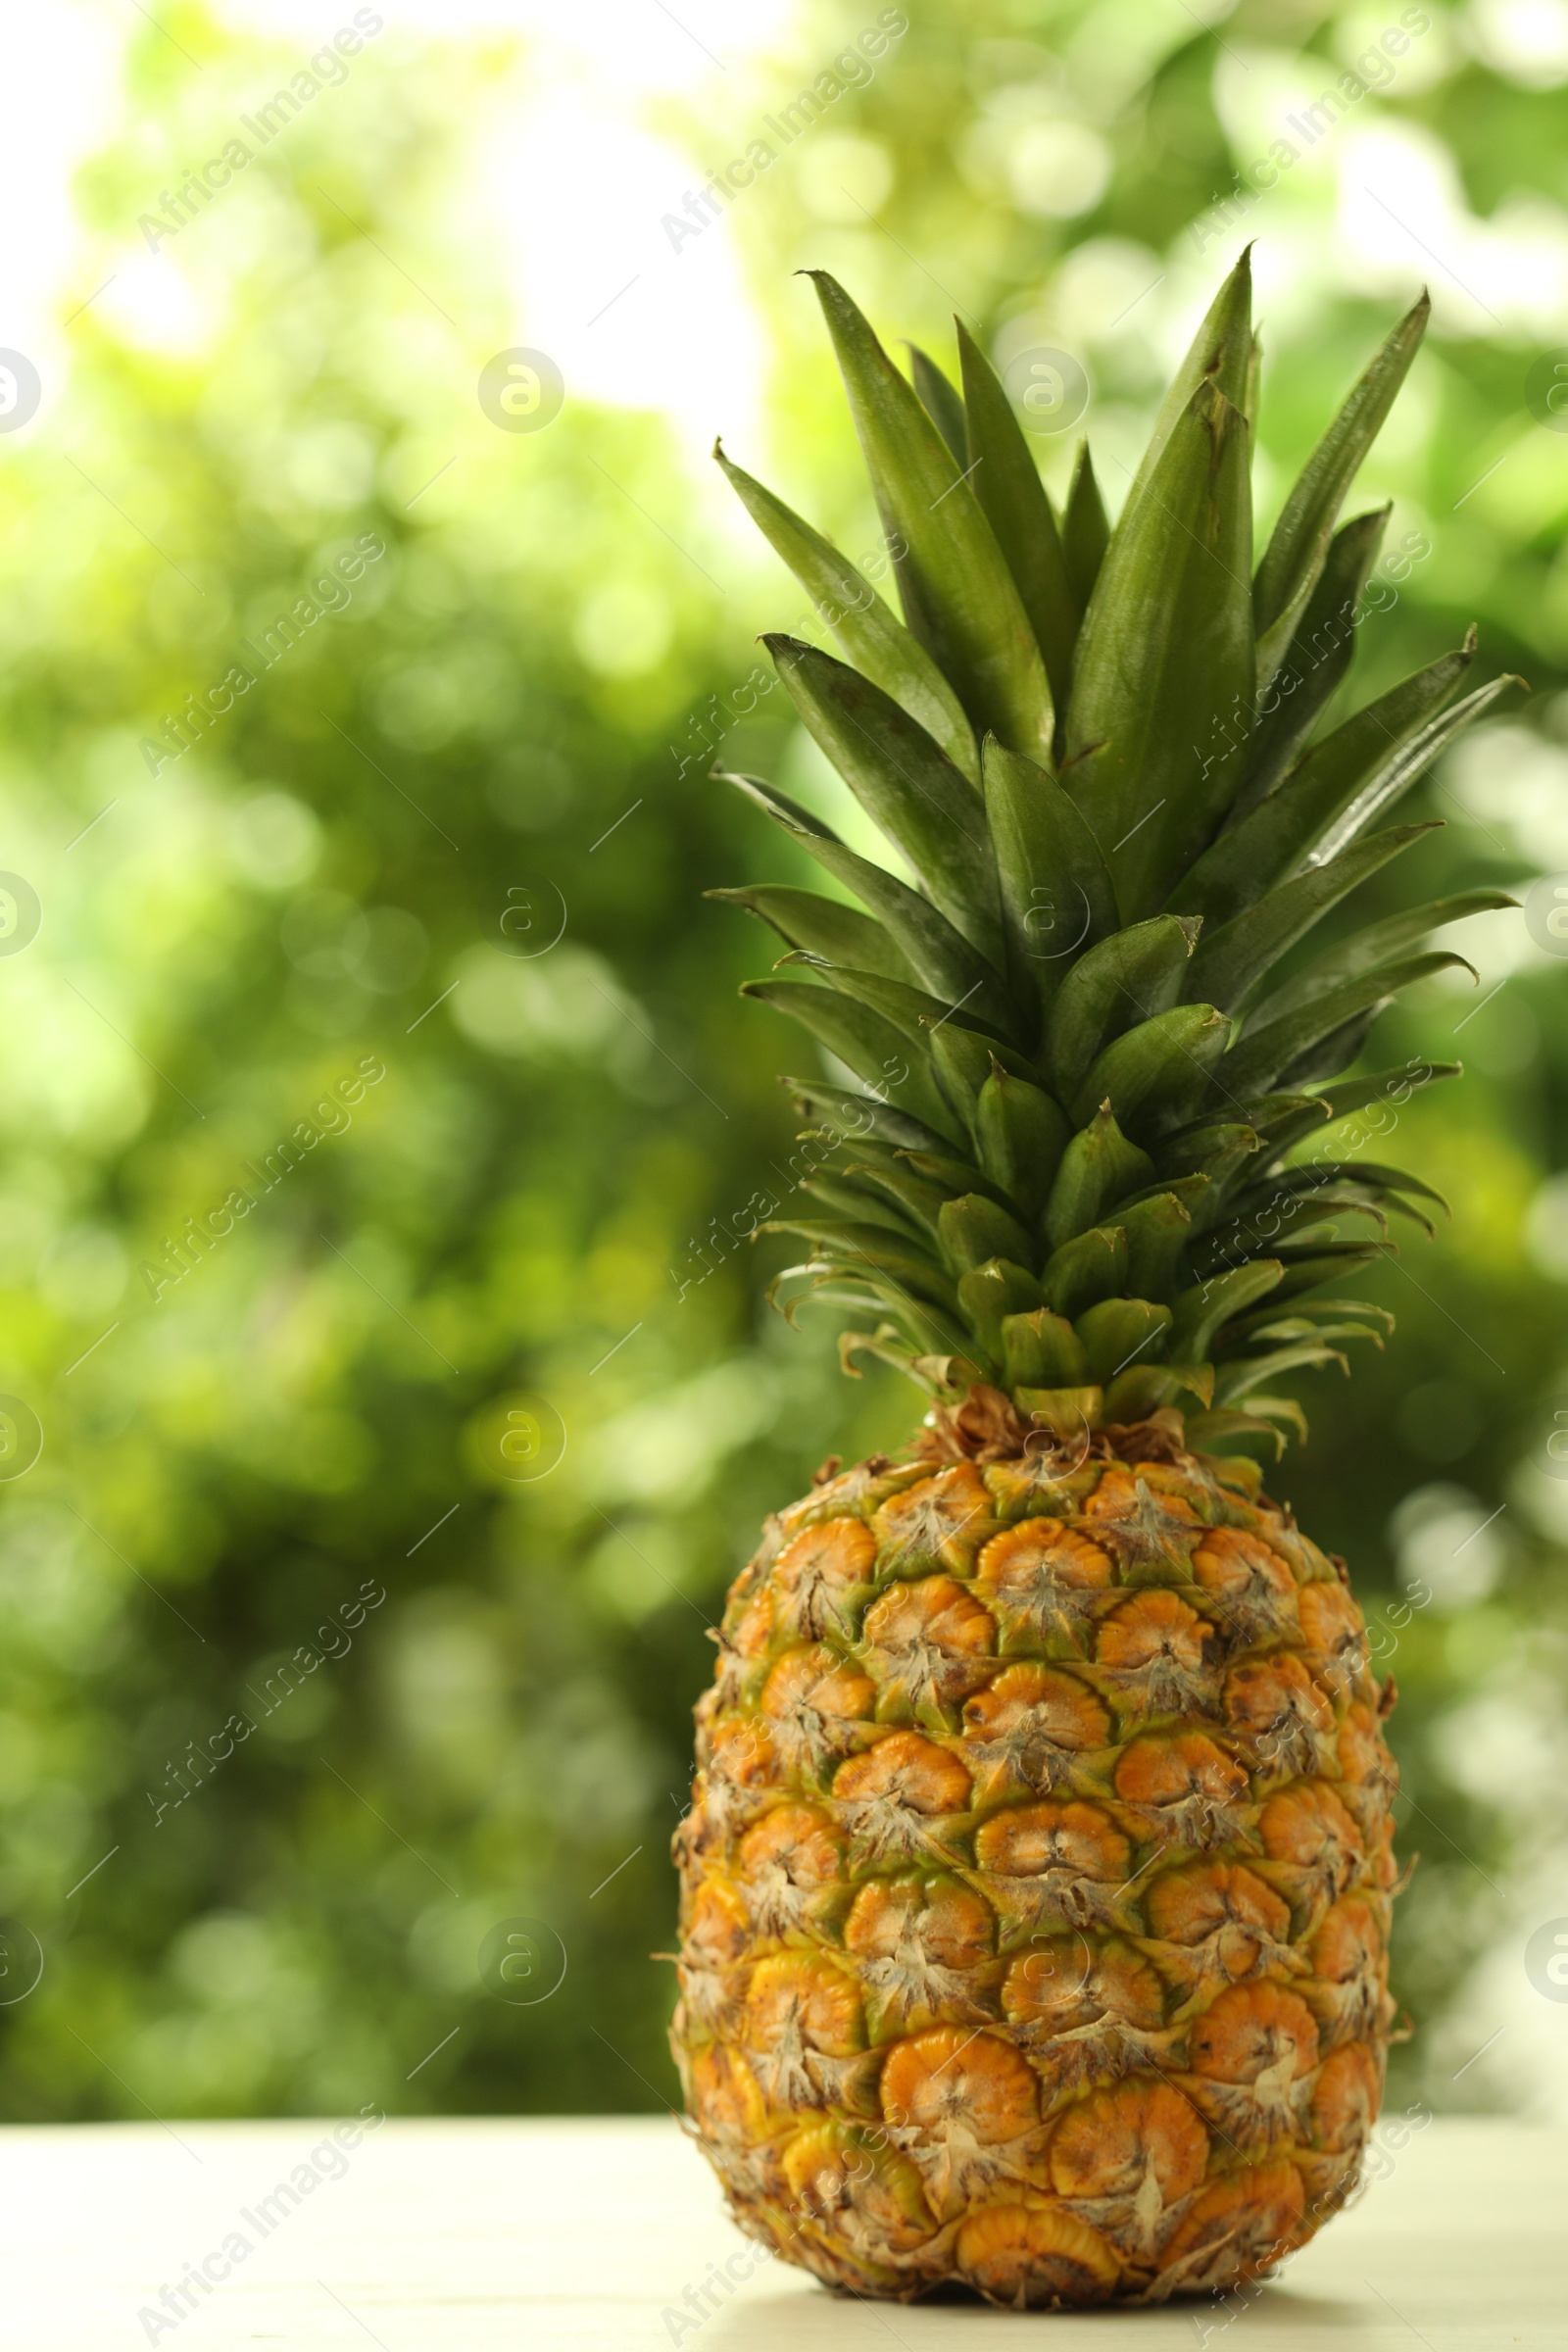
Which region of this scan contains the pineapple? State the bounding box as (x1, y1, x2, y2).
(669, 254, 1516, 2309)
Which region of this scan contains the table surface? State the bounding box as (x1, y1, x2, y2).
(2, 2114, 1559, 2348)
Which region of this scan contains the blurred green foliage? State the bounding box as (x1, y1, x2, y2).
(1, 0, 1567, 2124)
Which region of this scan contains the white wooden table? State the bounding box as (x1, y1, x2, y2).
(2, 2116, 1559, 2347)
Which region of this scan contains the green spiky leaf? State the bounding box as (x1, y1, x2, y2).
(808, 270, 1054, 757)
(710, 271, 1510, 1447)
(713, 441, 979, 780)
(956, 321, 1079, 715)
(1254, 295, 1429, 636)
(1066, 381, 1253, 916)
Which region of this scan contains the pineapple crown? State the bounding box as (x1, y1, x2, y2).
(710, 252, 1519, 1458)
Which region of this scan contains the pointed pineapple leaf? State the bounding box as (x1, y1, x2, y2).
(839, 1322, 974, 1396)
(956, 320, 1079, 715)
(1220, 1297, 1392, 1347)
(764, 1221, 963, 1317)
(981, 738, 1119, 1025)
(1157, 1123, 1260, 1206)
(1290, 1064, 1460, 1132)
(1003, 1307, 1088, 1389)
(939, 1193, 1038, 1276)
(802, 1172, 926, 1243)
(1118, 1191, 1198, 1301)
(1311, 671, 1525, 868)
(1040, 1224, 1129, 1319)
(1241, 1159, 1448, 1213)
(764, 636, 1004, 958)
(1169, 1259, 1285, 1360)
(1236, 507, 1389, 817)
(1043, 1102, 1154, 1252)
(844, 1158, 949, 1243)
(1265, 1244, 1391, 1302)
(903, 1146, 1002, 1199)
(975, 1064, 1070, 1224)
(957, 1257, 1044, 1358)
(1124, 247, 1253, 512)
(775, 956, 1007, 1057)
(1185, 821, 1442, 1012)
(1170, 641, 1501, 927)
(1062, 441, 1108, 618)
(808, 270, 1054, 757)
(1250, 890, 1516, 1031)
(719, 766, 1012, 1017)
(1074, 1004, 1233, 1136)
(714, 440, 978, 779)
(1218, 951, 1468, 1101)
(1103, 1360, 1214, 1421)
(1254, 294, 1429, 636)
(708, 884, 917, 983)
(1184, 1401, 1295, 1456)
(906, 342, 968, 464)
(1076, 1297, 1172, 1387)
(925, 1021, 1040, 1140)
(743, 979, 959, 1140)
(1215, 1341, 1349, 1402)
(782, 1075, 952, 1154)
(1046, 913, 1201, 1101)
(1065, 381, 1253, 918)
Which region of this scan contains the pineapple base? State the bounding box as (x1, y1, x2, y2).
(670, 1405, 1398, 2308)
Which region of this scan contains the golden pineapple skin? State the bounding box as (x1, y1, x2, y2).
(669, 1413, 1398, 2308)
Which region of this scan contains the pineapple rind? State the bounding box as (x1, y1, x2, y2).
(670, 1415, 1396, 2308)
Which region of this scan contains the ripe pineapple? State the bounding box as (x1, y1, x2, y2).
(670, 255, 1516, 2309)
